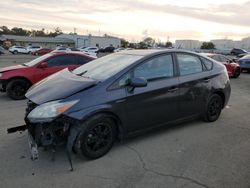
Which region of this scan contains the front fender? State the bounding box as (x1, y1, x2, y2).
(67, 104, 113, 121)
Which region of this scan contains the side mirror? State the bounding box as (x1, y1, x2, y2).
(129, 77, 147, 88)
(38, 62, 48, 68)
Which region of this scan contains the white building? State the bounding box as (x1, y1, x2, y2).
(210, 39, 241, 49)
(240, 37, 250, 49)
(56, 34, 121, 48)
(175, 40, 201, 50)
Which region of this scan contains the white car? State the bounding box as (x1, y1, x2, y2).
(52, 46, 71, 53)
(114, 47, 125, 52)
(114, 48, 133, 52)
(9, 46, 28, 54)
(80, 47, 99, 53)
(26, 46, 42, 53)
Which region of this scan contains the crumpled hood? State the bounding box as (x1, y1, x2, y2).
(0, 65, 26, 72)
(26, 69, 98, 104)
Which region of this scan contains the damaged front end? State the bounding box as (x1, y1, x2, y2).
(8, 100, 82, 171)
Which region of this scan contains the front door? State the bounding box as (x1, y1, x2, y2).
(123, 54, 180, 132)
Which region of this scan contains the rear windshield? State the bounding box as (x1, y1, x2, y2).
(73, 54, 143, 81)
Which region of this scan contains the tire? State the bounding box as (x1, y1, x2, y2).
(233, 68, 241, 78)
(13, 51, 18, 54)
(74, 114, 117, 159)
(35, 53, 38, 56)
(204, 94, 223, 122)
(6, 79, 30, 100)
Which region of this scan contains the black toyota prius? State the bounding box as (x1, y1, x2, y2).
(14, 50, 231, 166)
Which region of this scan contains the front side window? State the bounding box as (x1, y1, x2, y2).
(134, 54, 174, 81)
(177, 54, 203, 76)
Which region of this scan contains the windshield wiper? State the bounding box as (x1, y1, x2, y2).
(76, 70, 87, 76)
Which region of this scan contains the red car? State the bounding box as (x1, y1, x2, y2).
(32, 48, 53, 55)
(0, 52, 95, 100)
(202, 53, 241, 78)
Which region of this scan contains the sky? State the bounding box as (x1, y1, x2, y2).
(1, 0, 250, 42)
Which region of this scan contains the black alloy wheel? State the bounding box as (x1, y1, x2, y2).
(75, 114, 117, 159)
(204, 94, 223, 122)
(6, 79, 30, 100)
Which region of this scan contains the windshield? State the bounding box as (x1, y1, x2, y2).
(73, 54, 143, 81)
(23, 53, 53, 67)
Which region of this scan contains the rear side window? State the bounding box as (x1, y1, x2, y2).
(201, 57, 213, 70)
(211, 55, 221, 62)
(77, 55, 92, 65)
(134, 54, 174, 81)
(47, 55, 77, 67)
(177, 54, 203, 76)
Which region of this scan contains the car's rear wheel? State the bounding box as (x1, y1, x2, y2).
(74, 114, 117, 159)
(233, 68, 241, 78)
(6, 79, 30, 100)
(204, 94, 223, 122)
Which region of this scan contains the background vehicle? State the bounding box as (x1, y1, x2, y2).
(26, 46, 42, 54)
(24, 50, 230, 162)
(9, 46, 28, 54)
(114, 47, 125, 52)
(238, 55, 250, 72)
(98, 46, 115, 53)
(32, 48, 53, 55)
(0, 46, 5, 55)
(0, 52, 95, 100)
(80, 47, 99, 53)
(230, 48, 248, 57)
(202, 53, 241, 78)
(52, 46, 71, 52)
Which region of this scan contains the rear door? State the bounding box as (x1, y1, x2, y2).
(176, 53, 212, 118)
(123, 53, 180, 132)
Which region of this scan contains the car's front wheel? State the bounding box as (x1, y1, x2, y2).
(6, 79, 30, 100)
(74, 114, 117, 159)
(204, 94, 223, 122)
(13, 50, 18, 54)
(233, 68, 241, 78)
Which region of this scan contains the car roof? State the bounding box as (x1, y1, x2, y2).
(200, 53, 216, 56)
(51, 51, 96, 59)
(118, 49, 200, 57)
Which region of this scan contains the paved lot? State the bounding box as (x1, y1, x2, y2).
(0, 54, 250, 188)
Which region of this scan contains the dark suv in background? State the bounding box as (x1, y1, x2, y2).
(230, 48, 248, 57)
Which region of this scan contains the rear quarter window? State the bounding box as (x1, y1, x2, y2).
(201, 57, 213, 71)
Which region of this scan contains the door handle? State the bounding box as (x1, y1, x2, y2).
(203, 78, 211, 83)
(167, 87, 178, 92)
(115, 99, 126, 103)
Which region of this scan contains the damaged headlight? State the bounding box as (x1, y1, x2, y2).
(27, 100, 79, 123)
